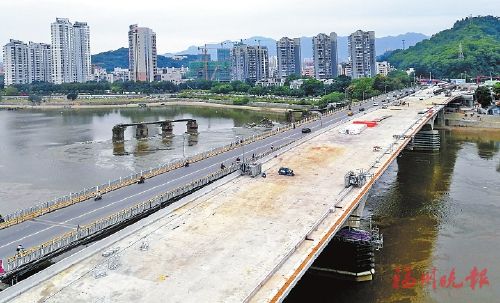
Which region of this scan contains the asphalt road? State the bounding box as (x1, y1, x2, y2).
(0, 92, 404, 266)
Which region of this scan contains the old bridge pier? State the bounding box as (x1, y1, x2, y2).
(112, 119, 199, 142)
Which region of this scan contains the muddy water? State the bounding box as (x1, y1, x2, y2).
(286, 129, 500, 303)
(0, 106, 285, 214)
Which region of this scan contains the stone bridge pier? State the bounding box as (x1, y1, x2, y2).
(112, 125, 125, 142)
(186, 120, 198, 134)
(309, 193, 380, 282)
(409, 109, 444, 152)
(161, 121, 173, 138)
(135, 124, 149, 139)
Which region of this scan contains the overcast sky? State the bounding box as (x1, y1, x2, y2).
(2, 0, 497, 54)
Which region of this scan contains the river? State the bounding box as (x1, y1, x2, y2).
(0, 106, 284, 214)
(1, 107, 499, 302)
(285, 129, 500, 303)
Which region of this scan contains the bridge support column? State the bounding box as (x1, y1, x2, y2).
(309, 224, 382, 282)
(135, 124, 148, 139)
(161, 121, 173, 138)
(436, 109, 445, 127)
(186, 120, 198, 134)
(347, 194, 368, 228)
(286, 111, 295, 123)
(112, 125, 125, 142)
(411, 129, 440, 152)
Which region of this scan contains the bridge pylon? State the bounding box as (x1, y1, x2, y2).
(186, 120, 199, 134)
(135, 124, 149, 139)
(112, 125, 125, 142)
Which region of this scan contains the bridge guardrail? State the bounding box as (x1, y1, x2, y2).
(4, 137, 299, 273)
(1, 105, 351, 230)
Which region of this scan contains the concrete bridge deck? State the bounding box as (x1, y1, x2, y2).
(0, 89, 454, 303)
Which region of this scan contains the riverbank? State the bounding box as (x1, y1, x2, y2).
(445, 112, 500, 129)
(0, 98, 292, 113)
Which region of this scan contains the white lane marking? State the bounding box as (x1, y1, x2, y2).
(0, 113, 344, 250)
(31, 219, 77, 229)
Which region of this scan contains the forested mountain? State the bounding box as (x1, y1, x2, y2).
(91, 48, 199, 71)
(384, 16, 500, 78)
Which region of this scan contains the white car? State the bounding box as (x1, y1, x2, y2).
(373, 103, 379, 106)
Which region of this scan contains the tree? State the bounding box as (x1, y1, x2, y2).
(67, 92, 79, 100)
(211, 83, 233, 94)
(493, 82, 500, 100)
(318, 92, 345, 108)
(348, 77, 377, 100)
(475, 86, 492, 108)
(230, 81, 251, 93)
(301, 78, 324, 96)
(28, 94, 42, 104)
(325, 75, 351, 94)
(4, 86, 19, 96)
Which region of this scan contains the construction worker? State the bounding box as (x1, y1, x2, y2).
(0, 214, 4, 223)
(271, 145, 274, 151)
(16, 244, 24, 253)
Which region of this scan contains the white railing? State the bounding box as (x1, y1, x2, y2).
(0, 104, 350, 229)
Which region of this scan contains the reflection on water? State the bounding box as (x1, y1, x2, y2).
(0, 106, 284, 213)
(286, 129, 500, 303)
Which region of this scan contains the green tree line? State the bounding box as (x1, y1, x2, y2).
(385, 16, 500, 79)
(1, 71, 413, 108)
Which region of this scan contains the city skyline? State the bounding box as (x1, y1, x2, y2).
(1, 0, 496, 54)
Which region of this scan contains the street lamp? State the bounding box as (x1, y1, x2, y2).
(345, 87, 351, 110)
(182, 132, 188, 159)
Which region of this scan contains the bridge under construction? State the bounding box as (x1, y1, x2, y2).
(0, 88, 460, 302)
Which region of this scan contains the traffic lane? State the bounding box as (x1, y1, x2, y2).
(0, 224, 70, 261)
(0, 124, 304, 252)
(1, 108, 345, 238)
(0, 108, 350, 260)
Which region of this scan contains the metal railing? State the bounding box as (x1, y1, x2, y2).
(0, 105, 347, 230)
(3, 131, 304, 273)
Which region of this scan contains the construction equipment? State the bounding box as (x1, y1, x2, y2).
(240, 162, 262, 177)
(344, 171, 367, 188)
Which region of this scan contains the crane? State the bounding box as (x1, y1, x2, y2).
(197, 43, 229, 81)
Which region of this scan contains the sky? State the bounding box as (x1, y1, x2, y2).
(1, 0, 498, 54)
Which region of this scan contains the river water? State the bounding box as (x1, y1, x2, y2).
(1, 107, 499, 302)
(0, 106, 284, 214)
(286, 129, 500, 303)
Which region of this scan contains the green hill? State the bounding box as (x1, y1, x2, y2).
(91, 48, 199, 71)
(385, 16, 500, 79)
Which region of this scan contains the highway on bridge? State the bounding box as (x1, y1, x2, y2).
(0, 94, 392, 267)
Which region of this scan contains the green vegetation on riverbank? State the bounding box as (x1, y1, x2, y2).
(383, 16, 500, 78)
(1, 70, 412, 108)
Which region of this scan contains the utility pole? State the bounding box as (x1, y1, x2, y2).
(402, 39, 406, 50)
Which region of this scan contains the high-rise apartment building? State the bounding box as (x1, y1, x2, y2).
(51, 18, 75, 84)
(312, 32, 338, 79)
(3, 39, 29, 85)
(276, 37, 301, 79)
(28, 42, 51, 83)
(230, 43, 269, 82)
(73, 22, 92, 83)
(348, 30, 376, 78)
(128, 24, 157, 82)
(50, 18, 91, 84)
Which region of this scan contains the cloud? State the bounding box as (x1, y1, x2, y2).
(1, 0, 496, 54)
